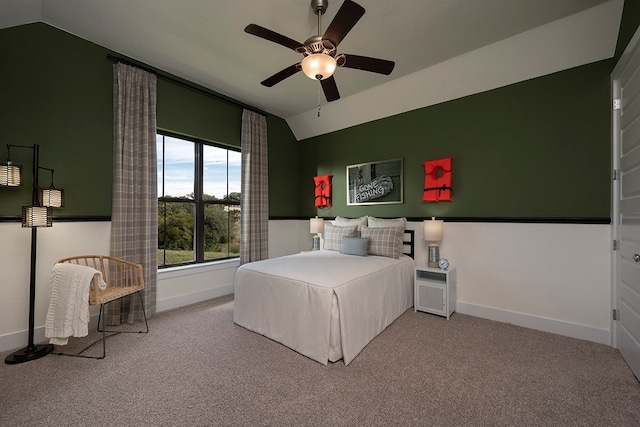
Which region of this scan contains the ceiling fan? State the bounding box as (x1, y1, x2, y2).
(245, 0, 395, 103)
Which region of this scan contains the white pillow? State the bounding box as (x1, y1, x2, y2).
(334, 216, 368, 227)
(366, 216, 407, 228)
(323, 224, 358, 251)
(360, 226, 404, 259)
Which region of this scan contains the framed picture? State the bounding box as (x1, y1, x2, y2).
(346, 158, 403, 205)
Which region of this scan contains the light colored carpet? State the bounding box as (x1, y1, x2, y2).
(1, 295, 639, 426)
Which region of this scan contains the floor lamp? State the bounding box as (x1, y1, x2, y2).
(2, 144, 65, 365)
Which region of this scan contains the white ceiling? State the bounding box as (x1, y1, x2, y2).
(0, 0, 624, 140)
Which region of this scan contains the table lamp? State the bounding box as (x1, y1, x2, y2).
(423, 217, 443, 268)
(310, 217, 324, 250)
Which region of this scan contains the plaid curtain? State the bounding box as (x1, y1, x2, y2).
(108, 63, 158, 324)
(240, 109, 269, 264)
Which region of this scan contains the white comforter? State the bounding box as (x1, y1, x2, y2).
(233, 250, 415, 365)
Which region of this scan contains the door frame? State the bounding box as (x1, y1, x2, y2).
(611, 72, 619, 349)
(611, 25, 640, 348)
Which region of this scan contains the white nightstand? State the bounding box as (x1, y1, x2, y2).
(414, 265, 456, 319)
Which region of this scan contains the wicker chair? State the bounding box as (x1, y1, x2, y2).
(53, 255, 149, 359)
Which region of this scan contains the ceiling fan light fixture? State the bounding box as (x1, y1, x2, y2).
(301, 53, 336, 80)
(245, 0, 392, 102)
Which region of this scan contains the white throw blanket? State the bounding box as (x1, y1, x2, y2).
(45, 263, 106, 345)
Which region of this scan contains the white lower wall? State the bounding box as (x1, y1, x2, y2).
(268, 219, 311, 258)
(153, 220, 310, 316)
(156, 260, 238, 312)
(0, 220, 611, 353)
(0, 222, 111, 353)
(409, 221, 611, 344)
(0, 220, 310, 353)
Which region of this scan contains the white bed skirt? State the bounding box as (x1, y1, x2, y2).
(233, 251, 415, 365)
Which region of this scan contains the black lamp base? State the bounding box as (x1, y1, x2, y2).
(5, 343, 54, 365)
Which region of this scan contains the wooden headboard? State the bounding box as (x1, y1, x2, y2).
(403, 229, 415, 259)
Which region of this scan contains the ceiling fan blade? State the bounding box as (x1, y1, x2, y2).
(320, 76, 340, 102)
(245, 24, 303, 51)
(322, 0, 365, 47)
(338, 54, 395, 75)
(261, 64, 301, 87)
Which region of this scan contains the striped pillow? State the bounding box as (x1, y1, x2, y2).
(360, 226, 404, 259)
(323, 224, 358, 251)
(333, 216, 367, 237)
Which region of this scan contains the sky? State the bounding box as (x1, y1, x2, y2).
(157, 135, 241, 199)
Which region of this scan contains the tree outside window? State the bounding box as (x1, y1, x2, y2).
(157, 133, 240, 267)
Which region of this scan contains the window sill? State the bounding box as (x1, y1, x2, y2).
(158, 258, 240, 279)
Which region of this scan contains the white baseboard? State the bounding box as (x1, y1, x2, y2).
(1, 292, 611, 354)
(0, 330, 46, 355)
(0, 285, 235, 354)
(457, 301, 611, 346)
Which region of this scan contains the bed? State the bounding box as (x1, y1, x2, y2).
(233, 217, 415, 365)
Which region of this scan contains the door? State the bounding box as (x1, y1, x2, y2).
(612, 26, 640, 381)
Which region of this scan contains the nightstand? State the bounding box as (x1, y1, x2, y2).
(414, 265, 456, 319)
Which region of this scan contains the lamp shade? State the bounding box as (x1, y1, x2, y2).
(22, 206, 52, 228)
(423, 218, 443, 242)
(39, 187, 65, 208)
(310, 217, 324, 234)
(301, 54, 337, 80)
(0, 163, 22, 186)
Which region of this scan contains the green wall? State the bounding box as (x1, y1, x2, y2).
(155, 75, 300, 217)
(615, 0, 640, 61)
(299, 60, 612, 220)
(0, 23, 299, 218)
(3, 1, 640, 223)
(296, 0, 640, 222)
(0, 23, 113, 217)
(267, 114, 300, 217)
(157, 79, 242, 146)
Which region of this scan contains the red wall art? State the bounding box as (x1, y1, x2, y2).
(423, 157, 452, 202)
(313, 174, 332, 208)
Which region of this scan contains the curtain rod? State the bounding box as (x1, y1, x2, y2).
(106, 54, 266, 116)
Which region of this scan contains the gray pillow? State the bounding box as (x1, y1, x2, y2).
(341, 237, 370, 256)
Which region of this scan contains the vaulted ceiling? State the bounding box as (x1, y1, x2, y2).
(0, 0, 624, 140)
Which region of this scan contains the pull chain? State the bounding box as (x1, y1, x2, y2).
(317, 4, 324, 117)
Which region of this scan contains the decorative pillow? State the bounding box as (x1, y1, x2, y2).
(333, 216, 367, 237)
(341, 237, 370, 257)
(366, 216, 407, 228)
(323, 224, 358, 251)
(360, 226, 405, 259)
(334, 216, 368, 227)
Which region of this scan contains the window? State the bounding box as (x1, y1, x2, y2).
(157, 132, 241, 267)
